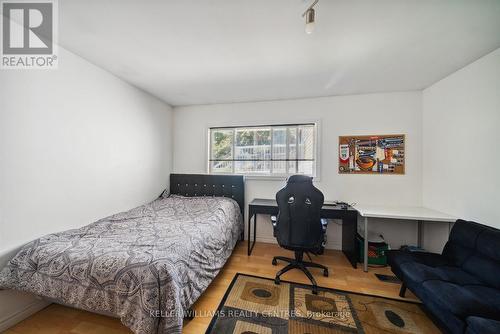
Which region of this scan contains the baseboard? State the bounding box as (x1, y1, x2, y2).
(0, 298, 50, 332)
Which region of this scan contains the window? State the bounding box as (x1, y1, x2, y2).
(209, 123, 317, 177)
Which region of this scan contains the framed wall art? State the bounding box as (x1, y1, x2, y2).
(338, 134, 405, 174)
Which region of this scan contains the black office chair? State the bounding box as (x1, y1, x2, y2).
(271, 175, 328, 294)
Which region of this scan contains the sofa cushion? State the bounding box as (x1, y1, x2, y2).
(442, 220, 485, 266)
(387, 250, 450, 282)
(387, 250, 450, 278)
(466, 316, 500, 334)
(443, 219, 486, 266)
(441, 242, 475, 267)
(462, 254, 500, 289)
(399, 263, 482, 288)
(420, 295, 466, 334)
(421, 281, 500, 321)
(475, 227, 500, 261)
(446, 220, 485, 248)
(462, 228, 500, 289)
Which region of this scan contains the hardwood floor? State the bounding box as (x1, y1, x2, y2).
(3, 242, 417, 334)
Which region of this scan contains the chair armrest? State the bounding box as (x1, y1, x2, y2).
(271, 216, 277, 237)
(321, 218, 328, 232)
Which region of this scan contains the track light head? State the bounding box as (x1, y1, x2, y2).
(305, 8, 315, 34)
(302, 0, 319, 34)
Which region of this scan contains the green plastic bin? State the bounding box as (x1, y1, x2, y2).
(357, 233, 389, 266)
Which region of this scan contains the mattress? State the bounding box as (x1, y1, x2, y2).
(0, 195, 243, 334)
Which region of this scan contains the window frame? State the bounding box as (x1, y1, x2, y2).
(207, 121, 320, 180)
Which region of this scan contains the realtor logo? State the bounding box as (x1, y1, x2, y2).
(1, 0, 58, 69)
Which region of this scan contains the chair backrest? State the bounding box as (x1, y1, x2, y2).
(274, 175, 325, 250)
(442, 219, 500, 289)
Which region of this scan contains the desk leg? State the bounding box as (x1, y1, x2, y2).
(247, 213, 251, 255)
(247, 213, 257, 256)
(417, 220, 423, 248)
(364, 217, 369, 272)
(253, 213, 257, 249)
(341, 215, 358, 269)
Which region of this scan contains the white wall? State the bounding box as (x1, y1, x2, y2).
(0, 47, 173, 330)
(423, 48, 500, 229)
(173, 92, 423, 250)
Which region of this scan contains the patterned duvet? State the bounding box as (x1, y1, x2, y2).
(0, 195, 243, 334)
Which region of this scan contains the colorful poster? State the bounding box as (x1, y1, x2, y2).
(338, 135, 405, 174)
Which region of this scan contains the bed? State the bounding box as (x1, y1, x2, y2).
(0, 174, 245, 334)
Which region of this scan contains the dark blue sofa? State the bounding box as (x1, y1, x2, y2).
(387, 220, 500, 334)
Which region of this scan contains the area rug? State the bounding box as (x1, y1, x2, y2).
(205, 273, 440, 333)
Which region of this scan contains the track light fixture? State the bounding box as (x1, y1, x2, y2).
(302, 0, 319, 34)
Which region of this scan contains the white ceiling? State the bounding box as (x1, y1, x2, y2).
(59, 0, 500, 106)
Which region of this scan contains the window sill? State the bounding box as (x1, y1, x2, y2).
(209, 173, 320, 182)
(244, 175, 289, 181)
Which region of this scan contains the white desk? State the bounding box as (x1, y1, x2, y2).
(354, 205, 457, 272)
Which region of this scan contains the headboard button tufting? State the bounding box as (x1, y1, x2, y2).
(169, 174, 244, 215)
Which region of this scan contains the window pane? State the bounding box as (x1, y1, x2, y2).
(256, 129, 271, 145)
(298, 161, 314, 175)
(235, 129, 250, 165)
(235, 128, 271, 173)
(288, 127, 297, 174)
(298, 125, 314, 160)
(235, 160, 271, 174)
(288, 161, 297, 174)
(211, 160, 232, 173)
(255, 129, 271, 161)
(211, 129, 233, 160)
(209, 124, 316, 176)
(288, 128, 297, 159)
(272, 128, 287, 174)
(235, 129, 253, 147)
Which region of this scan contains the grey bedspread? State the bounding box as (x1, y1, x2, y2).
(0, 195, 243, 334)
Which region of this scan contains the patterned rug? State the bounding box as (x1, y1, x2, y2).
(205, 273, 440, 333)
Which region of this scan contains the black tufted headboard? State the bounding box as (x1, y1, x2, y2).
(169, 174, 245, 215)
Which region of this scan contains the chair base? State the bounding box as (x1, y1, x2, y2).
(272, 251, 329, 295)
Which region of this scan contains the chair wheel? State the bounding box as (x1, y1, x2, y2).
(323, 269, 329, 277)
(274, 277, 280, 285)
(272, 258, 277, 266)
